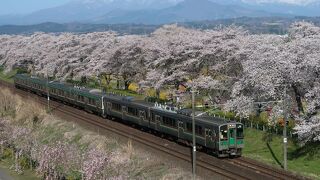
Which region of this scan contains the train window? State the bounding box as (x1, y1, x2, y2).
(186, 123, 192, 133)
(196, 125, 204, 137)
(107, 102, 112, 108)
(78, 95, 85, 102)
(122, 106, 127, 113)
(155, 115, 161, 122)
(139, 111, 146, 118)
(162, 116, 177, 128)
(230, 129, 235, 138)
(220, 125, 228, 140)
(185, 123, 204, 136)
(112, 103, 121, 112)
(88, 98, 95, 105)
(128, 107, 138, 116)
(236, 124, 244, 138)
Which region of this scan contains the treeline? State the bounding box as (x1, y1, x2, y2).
(0, 22, 320, 145)
(1, 16, 320, 35)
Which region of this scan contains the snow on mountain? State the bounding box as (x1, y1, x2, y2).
(93, 0, 273, 24)
(0, 0, 319, 25)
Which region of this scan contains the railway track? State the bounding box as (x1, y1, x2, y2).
(0, 80, 309, 180)
(228, 157, 306, 180)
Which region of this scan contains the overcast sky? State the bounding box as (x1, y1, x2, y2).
(0, 0, 319, 15)
(0, 0, 71, 15)
(244, 0, 319, 5)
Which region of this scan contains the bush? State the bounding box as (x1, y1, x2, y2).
(259, 111, 269, 125)
(128, 83, 138, 92)
(146, 88, 156, 97)
(16, 68, 28, 74)
(159, 91, 168, 101)
(66, 171, 82, 180)
(19, 155, 32, 169)
(2, 148, 13, 159)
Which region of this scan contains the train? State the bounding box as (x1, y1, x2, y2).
(14, 74, 244, 157)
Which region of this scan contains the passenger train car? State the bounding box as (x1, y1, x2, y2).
(14, 74, 244, 157)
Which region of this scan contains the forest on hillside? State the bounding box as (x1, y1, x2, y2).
(0, 22, 319, 145)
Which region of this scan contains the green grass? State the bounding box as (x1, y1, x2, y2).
(0, 159, 40, 180)
(0, 67, 17, 83)
(243, 128, 320, 179)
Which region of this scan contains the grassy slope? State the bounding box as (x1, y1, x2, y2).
(243, 128, 320, 179)
(0, 160, 39, 180)
(0, 68, 17, 83)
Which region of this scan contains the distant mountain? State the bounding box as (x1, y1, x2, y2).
(0, 0, 319, 25)
(93, 0, 274, 24)
(241, 0, 320, 16)
(0, 0, 183, 25)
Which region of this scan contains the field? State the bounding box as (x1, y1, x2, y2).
(243, 128, 320, 179)
(0, 69, 319, 179)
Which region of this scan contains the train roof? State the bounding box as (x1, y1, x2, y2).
(105, 93, 154, 107)
(177, 108, 233, 125)
(15, 74, 103, 99)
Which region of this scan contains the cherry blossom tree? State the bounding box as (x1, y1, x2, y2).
(82, 148, 109, 180)
(1, 22, 320, 144)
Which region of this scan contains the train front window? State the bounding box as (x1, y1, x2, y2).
(237, 124, 244, 138)
(220, 125, 228, 140)
(229, 128, 235, 138)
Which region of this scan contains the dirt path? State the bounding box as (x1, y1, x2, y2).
(0, 167, 14, 180)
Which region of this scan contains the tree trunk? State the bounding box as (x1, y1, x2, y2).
(292, 85, 304, 114)
(104, 74, 112, 90)
(15, 150, 19, 172)
(124, 80, 130, 90)
(116, 79, 120, 89)
(29, 151, 33, 170)
(175, 81, 180, 90)
(0, 145, 3, 157)
(156, 89, 160, 99)
(12, 148, 14, 160)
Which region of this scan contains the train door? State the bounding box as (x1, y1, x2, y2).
(139, 110, 145, 126)
(155, 115, 161, 131)
(205, 129, 212, 146)
(178, 121, 184, 138)
(228, 126, 236, 147)
(106, 102, 112, 114)
(122, 106, 127, 120)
